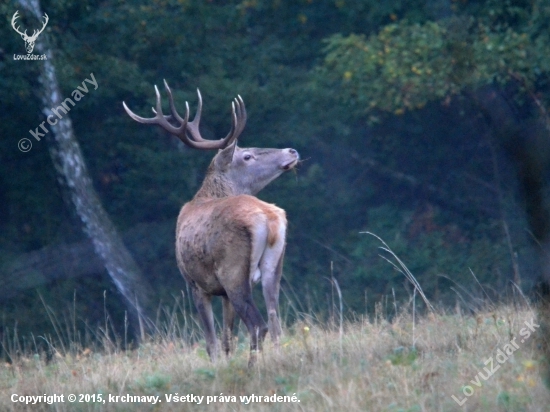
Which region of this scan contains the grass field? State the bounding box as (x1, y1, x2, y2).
(1, 299, 548, 411)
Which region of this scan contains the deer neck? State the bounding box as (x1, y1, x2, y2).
(193, 170, 236, 200)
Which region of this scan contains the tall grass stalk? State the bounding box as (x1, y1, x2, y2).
(0, 299, 545, 411)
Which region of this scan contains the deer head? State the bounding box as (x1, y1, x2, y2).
(12, 11, 49, 54)
(123, 81, 299, 198)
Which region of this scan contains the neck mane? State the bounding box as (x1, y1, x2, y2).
(193, 165, 236, 200)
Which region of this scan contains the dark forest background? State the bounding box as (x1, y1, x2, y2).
(1, 0, 550, 345)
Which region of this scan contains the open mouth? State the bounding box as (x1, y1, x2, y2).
(282, 158, 299, 170)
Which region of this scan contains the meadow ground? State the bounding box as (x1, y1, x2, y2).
(1, 299, 549, 412)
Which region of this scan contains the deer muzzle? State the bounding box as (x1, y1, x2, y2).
(282, 148, 300, 170)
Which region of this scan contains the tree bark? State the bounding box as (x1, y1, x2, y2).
(17, 0, 155, 337)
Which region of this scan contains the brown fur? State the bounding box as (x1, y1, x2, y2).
(266, 205, 285, 246)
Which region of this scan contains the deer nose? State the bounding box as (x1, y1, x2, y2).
(287, 148, 299, 157)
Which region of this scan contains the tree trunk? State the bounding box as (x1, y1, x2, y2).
(17, 0, 155, 338)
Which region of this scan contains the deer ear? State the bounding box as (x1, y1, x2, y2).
(215, 141, 237, 169)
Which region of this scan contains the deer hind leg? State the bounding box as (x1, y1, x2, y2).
(223, 279, 267, 366)
(191, 286, 218, 362)
(221, 296, 236, 356)
(260, 223, 286, 348)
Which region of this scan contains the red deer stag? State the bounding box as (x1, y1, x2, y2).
(123, 82, 299, 365)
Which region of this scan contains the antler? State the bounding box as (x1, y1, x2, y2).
(29, 13, 49, 41)
(185, 89, 247, 146)
(11, 11, 27, 38)
(11, 11, 48, 40)
(123, 81, 247, 150)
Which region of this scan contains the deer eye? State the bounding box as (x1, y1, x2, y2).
(243, 154, 252, 161)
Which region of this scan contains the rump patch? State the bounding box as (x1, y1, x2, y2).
(264, 207, 286, 247)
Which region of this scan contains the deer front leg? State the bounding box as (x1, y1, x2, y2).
(191, 286, 218, 362)
(221, 296, 236, 356)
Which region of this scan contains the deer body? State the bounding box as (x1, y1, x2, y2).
(177, 195, 287, 294)
(176, 194, 288, 359)
(124, 83, 298, 365)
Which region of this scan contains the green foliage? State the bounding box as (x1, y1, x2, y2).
(315, 5, 550, 117)
(0, 0, 541, 341)
(346, 205, 512, 308)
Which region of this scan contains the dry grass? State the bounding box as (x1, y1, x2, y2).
(1, 302, 549, 411)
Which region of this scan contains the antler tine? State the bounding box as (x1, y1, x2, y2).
(218, 94, 247, 147)
(123, 85, 188, 137)
(162, 79, 188, 125)
(186, 89, 208, 143)
(221, 102, 238, 145)
(184, 89, 247, 149)
(148, 81, 191, 128)
(11, 11, 27, 36)
(35, 13, 48, 36)
(234, 95, 247, 138)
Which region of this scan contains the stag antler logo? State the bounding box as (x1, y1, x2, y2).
(11, 10, 49, 54)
